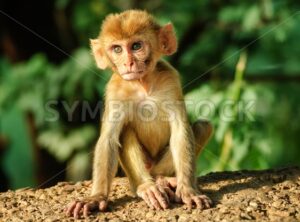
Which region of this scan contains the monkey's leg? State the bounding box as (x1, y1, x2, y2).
(119, 128, 170, 210)
(192, 119, 213, 156)
(152, 120, 213, 201)
(185, 119, 213, 206)
(153, 119, 213, 175)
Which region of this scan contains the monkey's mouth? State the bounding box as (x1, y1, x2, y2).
(121, 71, 145, 80)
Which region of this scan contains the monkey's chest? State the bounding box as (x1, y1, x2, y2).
(129, 100, 171, 157)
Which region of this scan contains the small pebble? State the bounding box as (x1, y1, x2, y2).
(249, 201, 258, 209)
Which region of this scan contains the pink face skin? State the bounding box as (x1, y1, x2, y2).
(107, 39, 152, 80)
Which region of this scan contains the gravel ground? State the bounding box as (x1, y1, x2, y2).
(0, 166, 300, 222)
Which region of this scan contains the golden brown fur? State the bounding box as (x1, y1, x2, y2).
(66, 10, 213, 218)
(100, 10, 160, 40)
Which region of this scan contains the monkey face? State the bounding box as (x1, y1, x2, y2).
(107, 38, 153, 80)
(90, 10, 177, 81)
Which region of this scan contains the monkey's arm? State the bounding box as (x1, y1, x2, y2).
(66, 105, 125, 218)
(91, 121, 121, 196)
(169, 102, 212, 209)
(169, 102, 196, 189)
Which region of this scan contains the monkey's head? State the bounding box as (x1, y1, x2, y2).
(91, 10, 177, 81)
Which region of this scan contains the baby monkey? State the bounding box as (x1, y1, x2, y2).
(66, 10, 213, 218)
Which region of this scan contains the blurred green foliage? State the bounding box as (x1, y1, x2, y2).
(1, 0, 300, 187)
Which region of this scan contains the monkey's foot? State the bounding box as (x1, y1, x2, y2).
(175, 186, 212, 210)
(155, 176, 177, 202)
(137, 182, 170, 210)
(65, 194, 107, 218)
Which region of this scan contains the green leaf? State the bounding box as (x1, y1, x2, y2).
(242, 5, 260, 31)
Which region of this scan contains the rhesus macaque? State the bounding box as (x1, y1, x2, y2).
(66, 10, 213, 218)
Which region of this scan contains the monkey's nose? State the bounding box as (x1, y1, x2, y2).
(125, 62, 134, 69)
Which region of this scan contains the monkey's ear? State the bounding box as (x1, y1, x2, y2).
(158, 23, 177, 55)
(90, 39, 108, 70)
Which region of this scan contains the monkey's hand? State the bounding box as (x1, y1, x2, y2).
(175, 186, 212, 210)
(65, 194, 107, 218)
(137, 182, 170, 210)
(156, 176, 177, 202)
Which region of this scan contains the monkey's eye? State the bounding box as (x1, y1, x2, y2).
(132, 42, 142, 51)
(113, 45, 122, 53)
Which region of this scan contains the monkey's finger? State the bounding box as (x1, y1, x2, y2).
(99, 200, 107, 211)
(164, 187, 176, 202)
(152, 187, 168, 209)
(206, 196, 213, 206)
(200, 195, 212, 209)
(83, 204, 91, 217)
(158, 186, 170, 205)
(83, 201, 98, 217)
(142, 193, 154, 209)
(202, 198, 211, 209)
(192, 196, 203, 210)
(183, 197, 193, 210)
(148, 190, 162, 210)
(65, 201, 77, 216)
(73, 202, 83, 219)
